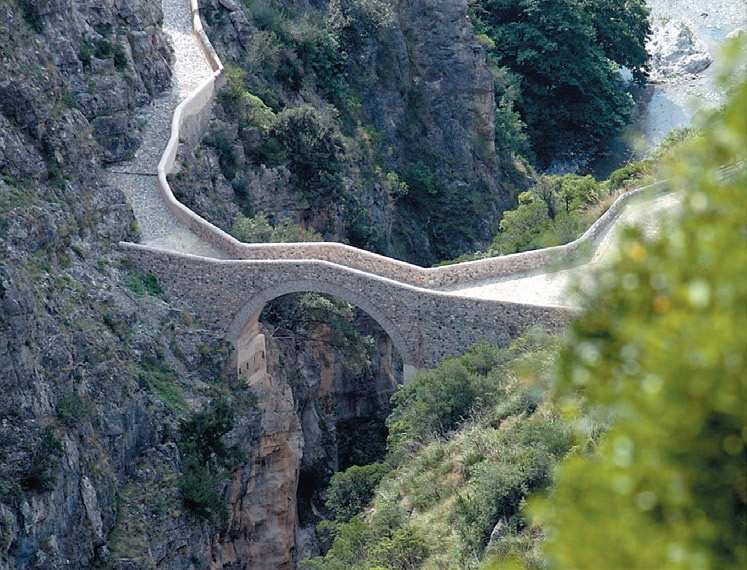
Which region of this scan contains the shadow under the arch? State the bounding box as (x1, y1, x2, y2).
(227, 278, 417, 379)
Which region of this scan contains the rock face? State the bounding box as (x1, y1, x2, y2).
(171, 0, 526, 265)
(207, 302, 401, 568)
(0, 2, 232, 568)
(0, 1, 488, 568)
(648, 19, 713, 80)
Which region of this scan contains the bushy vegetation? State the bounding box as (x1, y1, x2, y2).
(326, 463, 390, 522)
(18, 0, 43, 32)
(125, 270, 163, 297)
(267, 105, 346, 200)
(304, 334, 574, 569)
(56, 392, 92, 428)
(177, 399, 242, 520)
(21, 427, 63, 493)
(469, 0, 651, 160)
(517, 39, 747, 570)
(139, 360, 186, 412)
(442, 129, 696, 264)
(231, 212, 322, 243)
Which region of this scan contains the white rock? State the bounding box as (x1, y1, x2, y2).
(647, 19, 713, 81)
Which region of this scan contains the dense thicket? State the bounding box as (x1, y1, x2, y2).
(303, 336, 573, 569)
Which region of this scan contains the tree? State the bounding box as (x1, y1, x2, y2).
(268, 105, 345, 200)
(492, 192, 550, 254)
(469, 0, 650, 159)
(526, 40, 747, 570)
(586, 0, 651, 82)
(326, 463, 390, 522)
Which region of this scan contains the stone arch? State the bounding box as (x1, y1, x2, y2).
(227, 279, 418, 379)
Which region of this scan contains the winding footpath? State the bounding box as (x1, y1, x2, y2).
(107, 0, 221, 258)
(115, 0, 685, 370)
(445, 192, 682, 307)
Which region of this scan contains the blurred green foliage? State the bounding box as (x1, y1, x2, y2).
(524, 39, 747, 570)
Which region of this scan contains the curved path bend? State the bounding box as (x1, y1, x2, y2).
(116, 0, 682, 373)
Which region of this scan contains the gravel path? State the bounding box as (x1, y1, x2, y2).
(443, 192, 683, 307)
(106, 0, 222, 258)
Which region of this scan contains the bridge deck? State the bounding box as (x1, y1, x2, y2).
(442, 192, 682, 307)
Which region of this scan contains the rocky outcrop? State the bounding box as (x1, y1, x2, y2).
(648, 19, 713, 80)
(205, 299, 401, 568)
(0, 2, 232, 568)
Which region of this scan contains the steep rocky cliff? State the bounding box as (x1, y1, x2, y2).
(1, 0, 506, 568)
(0, 2, 237, 567)
(171, 0, 527, 265)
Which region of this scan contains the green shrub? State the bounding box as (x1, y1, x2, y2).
(178, 399, 240, 467)
(94, 38, 113, 59)
(268, 106, 345, 200)
(140, 361, 186, 412)
(113, 43, 128, 70)
(56, 392, 92, 428)
(18, 0, 43, 32)
(177, 400, 243, 519)
(207, 129, 239, 180)
(219, 65, 276, 131)
(454, 433, 561, 555)
(607, 159, 652, 190)
(491, 191, 550, 254)
(369, 527, 428, 569)
(126, 271, 163, 297)
(231, 213, 322, 243)
(384, 171, 409, 198)
(476, 33, 496, 50)
(79, 41, 95, 67)
(178, 461, 226, 520)
(400, 162, 443, 206)
(387, 344, 506, 452)
(326, 463, 390, 522)
(327, 0, 394, 54)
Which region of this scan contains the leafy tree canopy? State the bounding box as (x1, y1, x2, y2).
(470, 0, 651, 159)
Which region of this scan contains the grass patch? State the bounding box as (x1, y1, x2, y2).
(126, 271, 164, 297)
(140, 361, 186, 412)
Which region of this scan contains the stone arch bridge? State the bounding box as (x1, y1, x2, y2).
(115, 0, 680, 381)
(125, 244, 569, 379)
